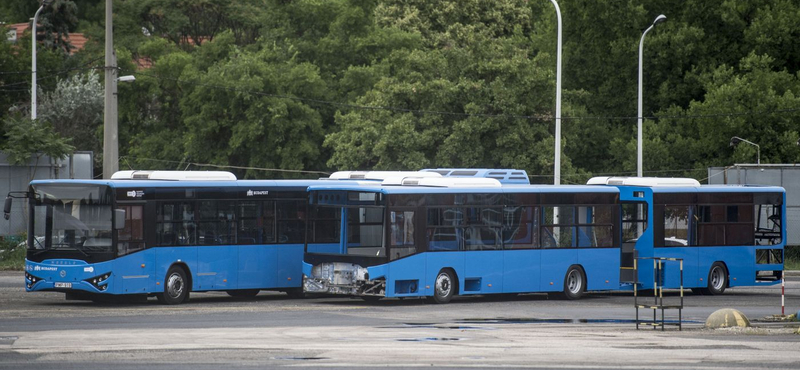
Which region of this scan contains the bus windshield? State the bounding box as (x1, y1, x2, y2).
(30, 184, 114, 255)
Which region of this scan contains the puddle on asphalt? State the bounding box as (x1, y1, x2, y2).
(396, 337, 464, 342)
(272, 356, 329, 361)
(377, 323, 493, 330)
(403, 323, 492, 330)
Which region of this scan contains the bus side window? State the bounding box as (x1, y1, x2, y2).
(277, 200, 305, 244)
(390, 210, 415, 260)
(662, 206, 690, 247)
(503, 206, 538, 249)
(117, 205, 144, 256)
(156, 202, 196, 246)
(197, 200, 236, 245)
(621, 203, 648, 243)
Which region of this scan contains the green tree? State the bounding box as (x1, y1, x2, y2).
(38, 70, 103, 165)
(619, 53, 800, 180)
(1, 113, 74, 166)
(179, 45, 329, 178)
(326, 0, 585, 180)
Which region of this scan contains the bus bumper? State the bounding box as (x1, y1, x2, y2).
(25, 259, 112, 294)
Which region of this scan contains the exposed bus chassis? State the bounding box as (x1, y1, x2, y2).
(303, 262, 385, 297)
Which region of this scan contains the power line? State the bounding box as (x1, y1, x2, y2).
(118, 156, 332, 176)
(0, 57, 104, 91)
(126, 68, 800, 122)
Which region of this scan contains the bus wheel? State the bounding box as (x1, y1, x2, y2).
(705, 263, 728, 295)
(563, 266, 586, 300)
(431, 269, 456, 304)
(157, 266, 189, 305)
(226, 289, 259, 298)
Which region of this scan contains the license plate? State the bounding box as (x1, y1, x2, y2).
(54, 282, 72, 289)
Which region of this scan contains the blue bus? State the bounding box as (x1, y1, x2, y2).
(7, 170, 380, 304)
(588, 176, 785, 295)
(302, 176, 785, 302)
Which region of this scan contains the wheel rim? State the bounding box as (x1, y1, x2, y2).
(567, 269, 582, 294)
(435, 273, 451, 298)
(710, 266, 724, 290)
(167, 272, 184, 299)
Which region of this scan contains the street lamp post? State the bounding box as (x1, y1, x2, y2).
(549, 0, 563, 186)
(637, 14, 666, 177)
(730, 136, 760, 165)
(31, 0, 53, 121)
(103, 0, 118, 179)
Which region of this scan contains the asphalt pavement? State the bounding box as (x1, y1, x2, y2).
(1, 271, 799, 369)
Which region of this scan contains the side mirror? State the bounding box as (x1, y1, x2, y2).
(114, 209, 126, 229)
(3, 197, 11, 220)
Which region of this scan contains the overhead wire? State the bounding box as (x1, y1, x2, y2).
(125, 68, 800, 122)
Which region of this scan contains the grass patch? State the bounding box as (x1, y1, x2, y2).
(784, 258, 800, 271)
(0, 236, 26, 271)
(785, 245, 800, 271)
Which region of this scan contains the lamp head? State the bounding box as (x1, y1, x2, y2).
(652, 14, 667, 27)
(730, 136, 741, 147)
(41, 0, 54, 7)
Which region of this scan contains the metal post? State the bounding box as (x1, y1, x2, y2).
(549, 0, 563, 186)
(31, 6, 45, 120)
(637, 15, 666, 177)
(781, 276, 785, 316)
(102, 0, 118, 179)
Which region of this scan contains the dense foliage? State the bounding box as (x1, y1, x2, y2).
(2, 0, 799, 182)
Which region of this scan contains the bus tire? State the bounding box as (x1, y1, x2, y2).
(226, 289, 259, 298)
(563, 266, 586, 300)
(705, 262, 728, 295)
(430, 269, 456, 304)
(157, 266, 190, 305)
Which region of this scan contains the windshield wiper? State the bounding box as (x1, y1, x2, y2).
(48, 243, 91, 258)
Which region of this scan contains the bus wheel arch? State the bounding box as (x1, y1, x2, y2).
(157, 263, 191, 305)
(705, 262, 729, 295)
(430, 268, 458, 304)
(563, 265, 586, 300)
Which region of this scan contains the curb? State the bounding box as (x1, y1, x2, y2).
(785, 270, 800, 277)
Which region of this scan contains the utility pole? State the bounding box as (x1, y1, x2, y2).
(102, 0, 118, 179)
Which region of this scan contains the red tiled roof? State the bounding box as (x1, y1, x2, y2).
(5, 22, 87, 54)
(63, 32, 87, 55)
(134, 56, 153, 70)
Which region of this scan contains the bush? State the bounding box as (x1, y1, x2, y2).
(0, 235, 26, 271)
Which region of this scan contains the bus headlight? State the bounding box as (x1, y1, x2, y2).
(84, 273, 111, 291)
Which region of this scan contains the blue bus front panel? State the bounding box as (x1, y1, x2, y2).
(116, 250, 156, 294)
(424, 252, 465, 297)
(25, 259, 115, 294)
(539, 249, 578, 292)
(385, 254, 426, 297)
(502, 249, 540, 293)
(578, 248, 620, 291)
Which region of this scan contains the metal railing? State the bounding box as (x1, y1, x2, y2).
(634, 257, 684, 331)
